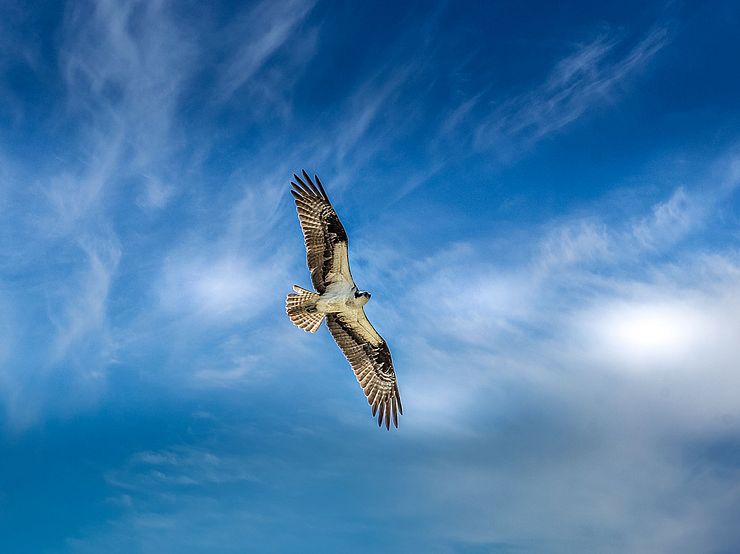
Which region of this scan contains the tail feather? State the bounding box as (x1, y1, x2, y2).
(286, 285, 324, 333)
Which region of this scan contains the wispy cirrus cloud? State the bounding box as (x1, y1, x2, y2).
(215, 0, 317, 104)
(2, 3, 740, 552)
(359, 147, 740, 433)
(349, 151, 740, 551)
(60, 0, 200, 209)
(108, 446, 259, 491)
(0, 0, 319, 428)
(460, 24, 672, 158)
(384, 20, 673, 201)
(0, 0, 199, 428)
(48, 237, 121, 362)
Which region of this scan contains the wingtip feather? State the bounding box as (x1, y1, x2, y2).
(293, 171, 324, 198)
(292, 173, 311, 194)
(302, 169, 323, 196)
(315, 174, 329, 201)
(395, 386, 403, 415)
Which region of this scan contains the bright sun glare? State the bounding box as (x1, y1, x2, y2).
(596, 302, 708, 367)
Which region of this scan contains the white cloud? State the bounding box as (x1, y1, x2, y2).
(377, 182, 740, 550)
(158, 254, 264, 320)
(632, 186, 697, 249)
(578, 298, 718, 371)
(0, 0, 306, 427)
(49, 237, 121, 361)
(137, 177, 174, 210)
(383, 147, 740, 440)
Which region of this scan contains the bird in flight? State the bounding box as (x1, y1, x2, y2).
(286, 171, 402, 429)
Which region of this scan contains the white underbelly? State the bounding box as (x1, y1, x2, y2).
(316, 280, 355, 313)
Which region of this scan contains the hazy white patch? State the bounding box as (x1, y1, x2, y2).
(193, 355, 257, 387)
(578, 298, 718, 371)
(49, 238, 121, 361)
(416, 269, 535, 347)
(397, 340, 513, 436)
(193, 365, 251, 386)
(538, 219, 612, 269)
(137, 176, 174, 210)
(159, 255, 264, 320)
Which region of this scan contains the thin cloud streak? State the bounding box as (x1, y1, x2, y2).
(215, 0, 317, 103)
(471, 25, 671, 156)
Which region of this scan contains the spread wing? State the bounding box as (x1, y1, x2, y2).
(291, 170, 352, 293)
(326, 311, 403, 429)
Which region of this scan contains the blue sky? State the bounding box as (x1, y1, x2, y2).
(1, 0, 740, 552)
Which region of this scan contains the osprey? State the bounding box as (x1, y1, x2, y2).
(286, 170, 402, 429)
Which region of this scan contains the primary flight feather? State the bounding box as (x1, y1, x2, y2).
(286, 170, 402, 430)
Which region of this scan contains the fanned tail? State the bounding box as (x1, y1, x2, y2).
(286, 285, 324, 333)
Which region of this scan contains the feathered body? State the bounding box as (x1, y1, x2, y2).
(286, 171, 402, 429)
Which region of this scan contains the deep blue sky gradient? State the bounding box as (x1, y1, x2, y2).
(1, 1, 740, 552)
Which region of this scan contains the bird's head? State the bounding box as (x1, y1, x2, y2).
(355, 290, 371, 304)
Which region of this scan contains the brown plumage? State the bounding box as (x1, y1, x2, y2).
(287, 170, 403, 429)
(325, 314, 402, 429)
(290, 171, 346, 294)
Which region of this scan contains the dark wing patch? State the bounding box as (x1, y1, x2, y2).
(326, 313, 403, 429)
(291, 170, 348, 293)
